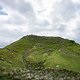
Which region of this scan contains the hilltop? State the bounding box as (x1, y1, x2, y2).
(0, 35, 80, 71)
(0, 35, 80, 80)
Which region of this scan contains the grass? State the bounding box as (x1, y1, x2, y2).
(0, 35, 80, 72)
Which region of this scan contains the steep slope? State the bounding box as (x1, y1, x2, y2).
(0, 35, 80, 72)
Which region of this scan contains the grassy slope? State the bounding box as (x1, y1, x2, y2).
(0, 35, 80, 72)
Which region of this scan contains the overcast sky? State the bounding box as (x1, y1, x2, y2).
(0, 0, 80, 48)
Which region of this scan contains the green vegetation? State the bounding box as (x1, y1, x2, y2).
(0, 35, 80, 79)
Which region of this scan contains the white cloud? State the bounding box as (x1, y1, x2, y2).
(0, 0, 80, 48)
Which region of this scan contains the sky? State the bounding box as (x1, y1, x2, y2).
(0, 0, 80, 48)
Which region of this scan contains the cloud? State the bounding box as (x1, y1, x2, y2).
(0, 0, 35, 18)
(72, 22, 80, 43)
(0, 42, 8, 48)
(52, 0, 80, 21)
(0, 6, 2, 9)
(36, 20, 50, 29)
(0, 0, 80, 48)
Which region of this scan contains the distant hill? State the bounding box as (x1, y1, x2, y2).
(0, 35, 80, 72)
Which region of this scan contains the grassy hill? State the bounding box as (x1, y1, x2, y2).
(0, 35, 80, 72)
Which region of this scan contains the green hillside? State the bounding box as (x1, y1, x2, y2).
(0, 35, 80, 72)
(0, 35, 80, 80)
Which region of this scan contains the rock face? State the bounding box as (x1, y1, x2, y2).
(0, 67, 80, 80)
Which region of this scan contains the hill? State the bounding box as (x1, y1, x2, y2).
(0, 35, 80, 79)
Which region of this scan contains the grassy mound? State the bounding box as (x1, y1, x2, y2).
(0, 35, 80, 72)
